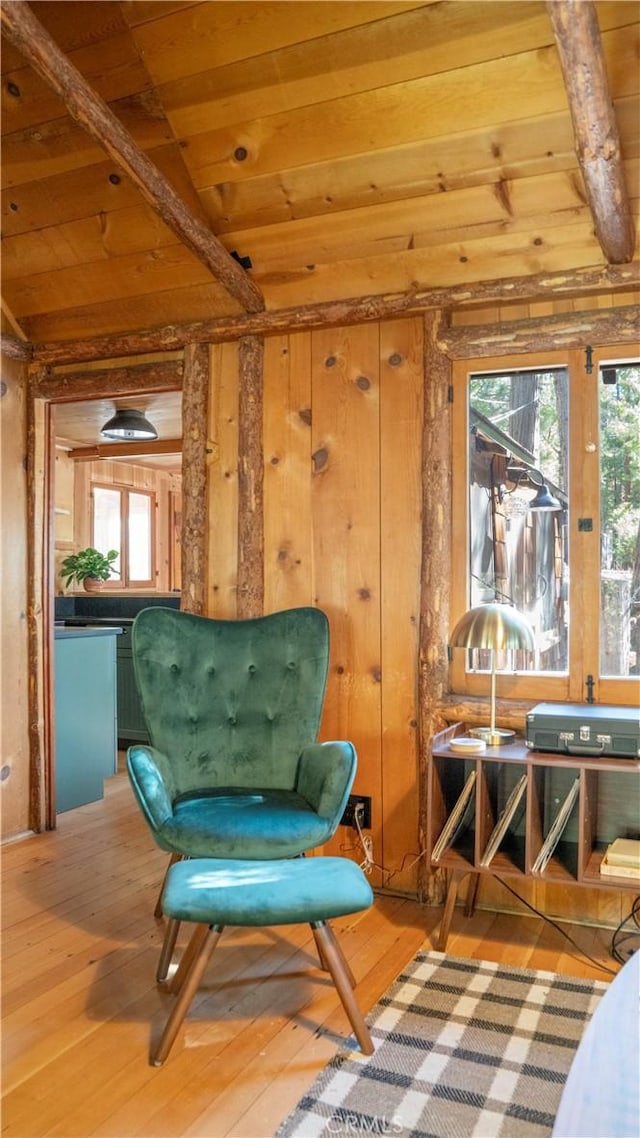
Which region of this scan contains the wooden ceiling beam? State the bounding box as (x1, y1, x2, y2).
(16, 262, 640, 366)
(68, 439, 182, 462)
(546, 0, 635, 264)
(30, 359, 182, 399)
(1, 295, 30, 345)
(1, 332, 32, 361)
(437, 303, 638, 358)
(0, 1, 265, 315)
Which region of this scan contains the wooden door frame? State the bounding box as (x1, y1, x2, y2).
(27, 360, 186, 832)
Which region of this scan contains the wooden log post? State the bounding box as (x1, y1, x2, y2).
(181, 343, 209, 616)
(236, 335, 265, 619)
(418, 310, 453, 905)
(26, 368, 51, 832)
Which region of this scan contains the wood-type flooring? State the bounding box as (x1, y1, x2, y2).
(1, 770, 619, 1138)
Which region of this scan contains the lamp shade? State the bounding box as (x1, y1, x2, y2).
(450, 602, 535, 653)
(101, 408, 158, 440)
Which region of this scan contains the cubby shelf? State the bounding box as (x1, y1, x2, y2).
(428, 722, 640, 948)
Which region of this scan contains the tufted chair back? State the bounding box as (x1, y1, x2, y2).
(132, 606, 330, 797)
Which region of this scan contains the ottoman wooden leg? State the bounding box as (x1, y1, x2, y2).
(312, 922, 373, 1055)
(154, 853, 183, 919)
(151, 924, 223, 1067)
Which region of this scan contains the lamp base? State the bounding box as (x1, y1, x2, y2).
(469, 726, 516, 747)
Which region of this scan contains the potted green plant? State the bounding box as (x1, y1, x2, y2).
(60, 547, 120, 592)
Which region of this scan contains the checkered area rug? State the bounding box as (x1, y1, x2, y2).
(277, 950, 608, 1138)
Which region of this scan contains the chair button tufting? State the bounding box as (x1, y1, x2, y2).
(228, 715, 237, 725)
(207, 665, 215, 676)
(248, 664, 256, 674)
(170, 663, 180, 673)
(287, 661, 296, 671)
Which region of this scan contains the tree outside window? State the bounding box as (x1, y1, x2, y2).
(452, 351, 639, 706)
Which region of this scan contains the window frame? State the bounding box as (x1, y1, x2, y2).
(450, 345, 639, 709)
(91, 480, 156, 589)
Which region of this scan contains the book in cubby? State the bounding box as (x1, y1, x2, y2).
(581, 766, 640, 883)
(600, 837, 640, 880)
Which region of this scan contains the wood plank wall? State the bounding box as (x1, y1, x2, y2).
(1, 354, 30, 838)
(208, 318, 423, 893)
(206, 295, 635, 920)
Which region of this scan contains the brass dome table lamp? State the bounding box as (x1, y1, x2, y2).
(450, 602, 535, 746)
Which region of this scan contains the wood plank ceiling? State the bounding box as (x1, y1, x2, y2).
(1, 0, 638, 346)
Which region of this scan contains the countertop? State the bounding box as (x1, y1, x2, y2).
(54, 624, 123, 639)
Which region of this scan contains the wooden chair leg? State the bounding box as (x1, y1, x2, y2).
(169, 923, 210, 993)
(312, 922, 373, 1055)
(151, 924, 223, 1067)
(320, 922, 357, 988)
(154, 853, 183, 919)
(156, 917, 181, 983)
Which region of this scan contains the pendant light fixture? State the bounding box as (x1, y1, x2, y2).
(101, 408, 158, 441)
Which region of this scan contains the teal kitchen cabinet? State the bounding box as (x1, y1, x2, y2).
(54, 626, 119, 813)
(115, 622, 149, 745)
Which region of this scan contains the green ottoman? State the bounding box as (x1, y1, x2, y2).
(152, 856, 375, 1065)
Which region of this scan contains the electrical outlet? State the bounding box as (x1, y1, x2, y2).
(340, 794, 372, 830)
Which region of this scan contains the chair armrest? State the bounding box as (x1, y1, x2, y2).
(127, 745, 175, 830)
(296, 741, 357, 828)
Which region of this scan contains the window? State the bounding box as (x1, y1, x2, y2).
(92, 483, 155, 588)
(451, 349, 639, 707)
(599, 365, 640, 680)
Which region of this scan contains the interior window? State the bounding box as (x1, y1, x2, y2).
(92, 483, 155, 588)
(93, 486, 122, 579)
(128, 492, 152, 581)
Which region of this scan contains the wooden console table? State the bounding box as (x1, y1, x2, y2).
(428, 723, 640, 949)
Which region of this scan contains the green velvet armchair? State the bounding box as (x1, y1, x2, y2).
(127, 605, 357, 876)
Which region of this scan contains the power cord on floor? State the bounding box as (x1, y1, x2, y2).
(611, 895, 640, 965)
(494, 875, 622, 977)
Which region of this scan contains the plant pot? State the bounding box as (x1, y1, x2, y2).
(83, 577, 104, 593)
